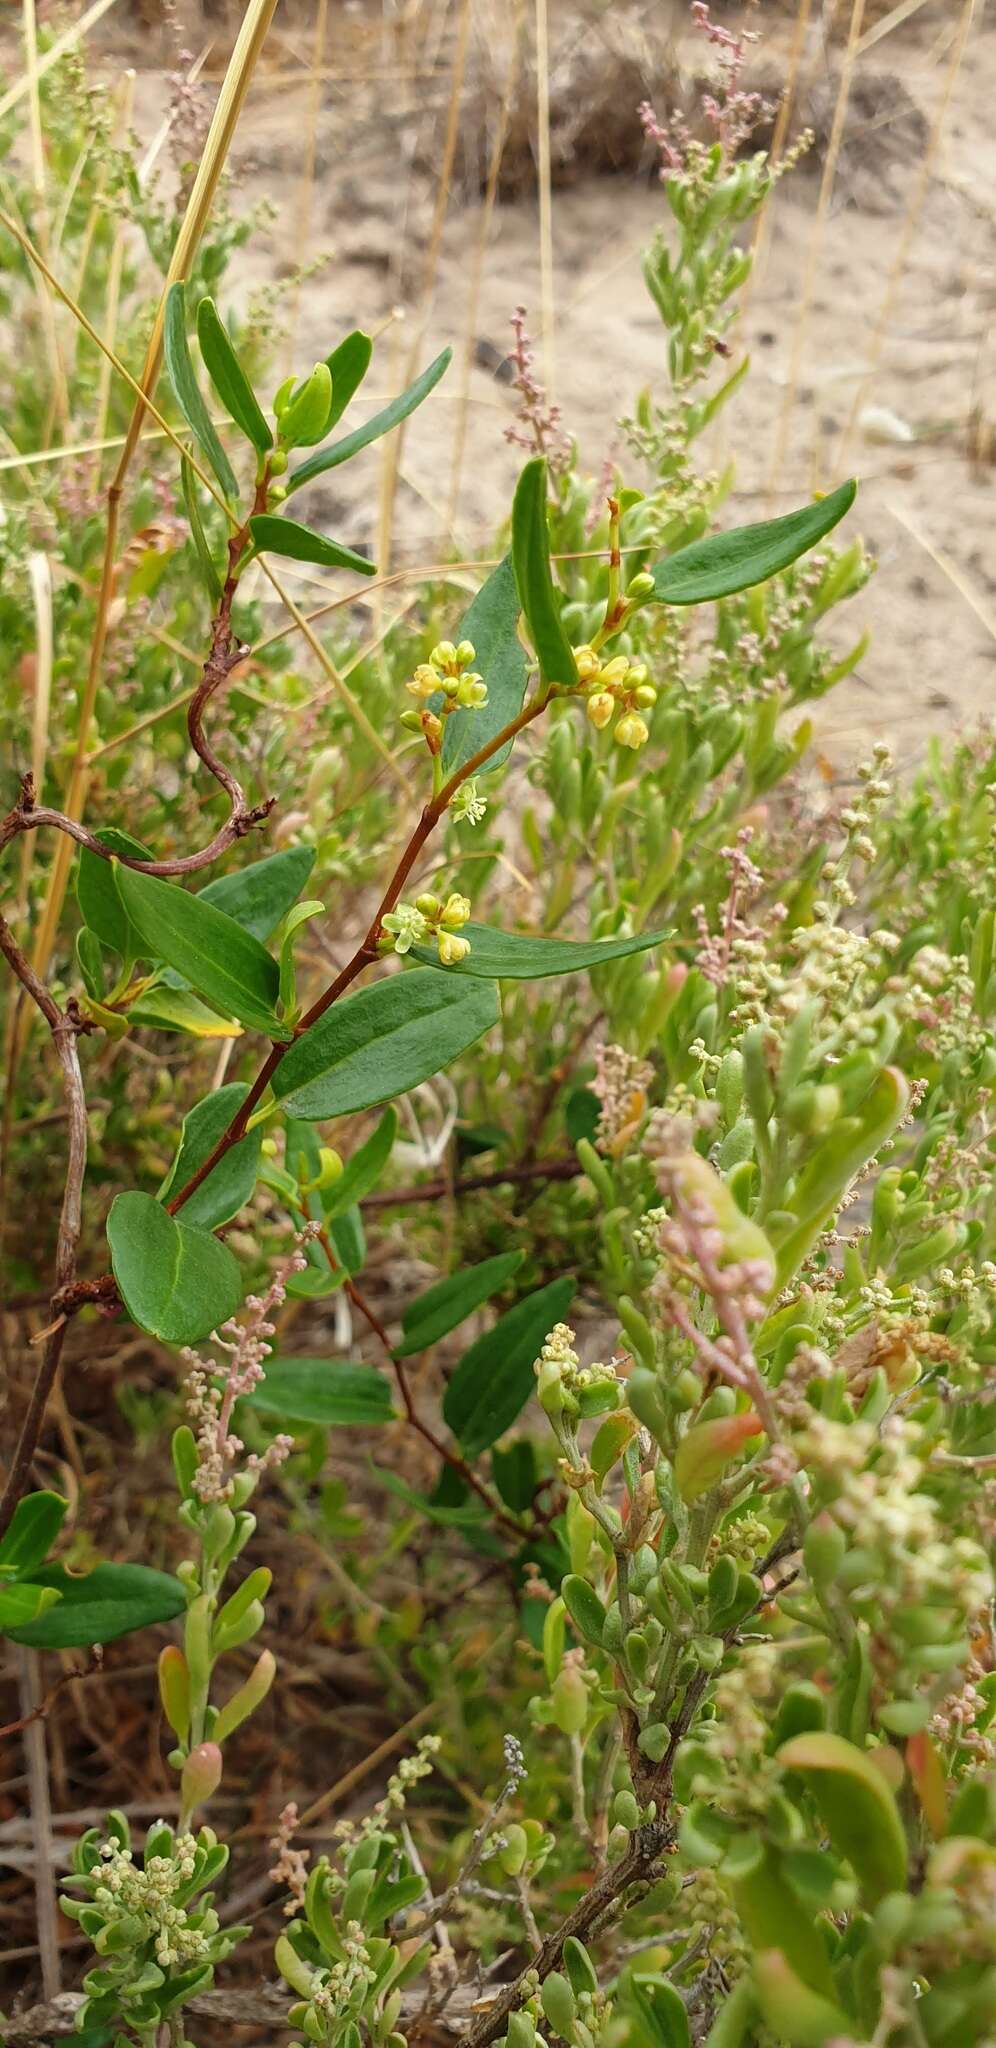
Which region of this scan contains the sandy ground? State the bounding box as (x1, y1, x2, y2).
(25, 2, 996, 774)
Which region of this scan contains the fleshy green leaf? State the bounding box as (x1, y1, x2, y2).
(157, 1083, 262, 1231)
(107, 1190, 243, 1345)
(288, 347, 452, 492)
(730, 1844, 836, 1998)
(324, 1107, 397, 1217)
(76, 827, 151, 956)
(0, 1490, 68, 1576)
(198, 845, 316, 942)
(196, 297, 273, 454)
(396, 1250, 525, 1357)
(777, 1731, 909, 1904)
(440, 555, 529, 777)
(561, 1574, 607, 1647)
(113, 864, 286, 1037)
(249, 514, 375, 578)
(243, 1359, 396, 1427)
(629, 1975, 691, 2048)
(442, 1274, 575, 1455)
(511, 457, 578, 688)
(7, 1561, 187, 1648)
(674, 1411, 764, 1504)
(324, 329, 374, 430)
(752, 1951, 850, 2048)
(273, 969, 499, 1121)
(0, 1581, 62, 1631)
(411, 922, 669, 981)
(164, 283, 240, 504)
(650, 480, 856, 606)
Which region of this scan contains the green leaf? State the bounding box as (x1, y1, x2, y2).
(396, 1250, 525, 1357)
(328, 1204, 365, 1275)
(198, 845, 316, 942)
(7, 1561, 187, 1648)
(273, 969, 499, 1121)
(128, 986, 241, 1037)
(777, 1731, 909, 1904)
(650, 480, 857, 606)
(561, 1574, 607, 1647)
(324, 1107, 397, 1217)
(674, 1411, 764, 1504)
(157, 1083, 262, 1231)
(325, 329, 374, 430)
(164, 283, 240, 504)
(440, 555, 529, 777)
(181, 455, 223, 604)
(278, 898, 325, 1015)
(752, 1952, 850, 2048)
(491, 1439, 537, 1513)
(107, 1190, 243, 1345)
(196, 297, 273, 453)
(0, 1490, 68, 1576)
(0, 1580, 62, 1631)
(113, 864, 286, 1037)
(249, 514, 375, 578)
(76, 828, 151, 956)
(412, 922, 669, 981)
(511, 457, 578, 688)
(442, 1274, 575, 1456)
(243, 1358, 396, 1427)
(629, 1975, 691, 2048)
(730, 1843, 836, 1998)
(288, 347, 452, 492)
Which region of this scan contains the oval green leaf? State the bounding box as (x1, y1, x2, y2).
(164, 282, 240, 503)
(107, 1190, 243, 1345)
(7, 1561, 187, 1648)
(441, 555, 529, 778)
(289, 346, 452, 492)
(273, 969, 499, 1121)
(243, 1358, 396, 1427)
(0, 1489, 68, 1576)
(412, 922, 669, 981)
(198, 844, 316, 942)
(511, 457, 578, 688)
(324, 329, 374, 430)
(249, 514, 375, 578)
(196, 296, 273, 453)
(114, 863, 285, 1037)
(0, 1581, 62, 1632)
(76, 826, 151, 955)
(442, 1274, 575, 1456)
(396, 1249, 525, 1357)
(777, 1730, 909, 1904)
(157, 1083, 262, 1231)
(650, 479, 856, 606)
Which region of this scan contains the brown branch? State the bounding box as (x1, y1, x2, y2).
(0, 1653, 100, 1742)
(0, 918, 91, 1541)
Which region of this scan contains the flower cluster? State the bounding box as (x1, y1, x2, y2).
(534, 1322, 620, 1420)
(381, 888, 472, 965)
(401, 638, 486, 751)
(591, 1041, 653, 1155)
(573, 643, 657, 749)
(90, 1831, 208, 1970)
(179, 1240, 312, 1502)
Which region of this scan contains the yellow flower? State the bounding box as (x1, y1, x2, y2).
(586, 691, 615, 730)
(614, 711, 649, 750)
(440, 892, 471, 930)
(437, 930, 471, 965)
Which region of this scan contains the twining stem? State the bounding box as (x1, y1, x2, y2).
(0, 917, 89, 1541)
(163, 687, 555, 1220)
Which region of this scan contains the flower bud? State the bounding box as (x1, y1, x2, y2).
(634, 684, 658, 709)
(269, 447, 289, 476)
(586, 691, 615, 730)
(440, 892, 471, 929)
(280, 361, 334, 446)
(627, 571, 656, 600)
(437, 931, 471, 966)
(180, 1740, 223, 1813)
(269, 482, 288, 505)
(614, 712, 649, 751)
(430, 640, 458, 672)
(415, 892, 441, 917)
(572, 644, 601, 681)
(455, 639, 477, 666)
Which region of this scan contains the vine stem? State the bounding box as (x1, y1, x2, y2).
(162, 688, 555, 1221)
